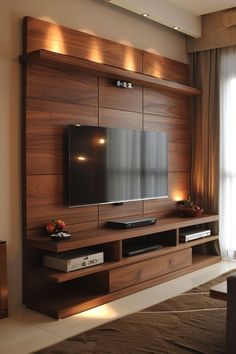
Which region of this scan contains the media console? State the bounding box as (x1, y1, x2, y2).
(26, 213, 220, 319)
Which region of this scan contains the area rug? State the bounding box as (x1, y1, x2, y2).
(35, 270, 235, 354)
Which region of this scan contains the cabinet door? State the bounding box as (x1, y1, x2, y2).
(109, 249, 192, 292)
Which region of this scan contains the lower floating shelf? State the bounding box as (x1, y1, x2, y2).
(26, 254, 221, 319)
(192, 254, 221, 268)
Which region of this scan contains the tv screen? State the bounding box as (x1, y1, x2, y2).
(67, 125, 168, 207)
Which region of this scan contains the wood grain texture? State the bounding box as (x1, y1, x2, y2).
(143, 51, 190, 85)
(0, 241, 8, 319)
(21, 50, 201, 96)
(144, 198, 178, 217)
(144, 114, 191, 173)
(27, 63, 98, 105)
(144, 114, 190, 139)
(99, 78, 142, 112)
(109, 248, 192, 292)
(23, 17, 143, 72)
(144, 88, 191, 118)
(169, 142, 191, 172)
(168, 172, 190, 201)
(99, 108, 142, 129)
(26, 98, 97, 175)
(99, 201, 143, 223)
(26, 175, 98, 230)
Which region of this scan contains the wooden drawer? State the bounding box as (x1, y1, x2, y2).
(109, 248, 192, 292)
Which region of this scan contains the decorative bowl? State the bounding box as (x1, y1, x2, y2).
(178, 205, 204, 217)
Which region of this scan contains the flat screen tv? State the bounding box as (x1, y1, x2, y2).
(66, 125, 168, 207)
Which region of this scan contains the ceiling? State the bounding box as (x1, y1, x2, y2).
(105, 0, 236, 38)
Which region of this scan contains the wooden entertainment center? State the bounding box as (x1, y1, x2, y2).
(21, 17, 220, 319)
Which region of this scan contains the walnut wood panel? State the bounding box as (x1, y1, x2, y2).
(26, 175, 98, 231)
(144, 198, 178, 217)
(144, 88, 191, 118)
(99, 108, 142, 129)
(23, 17, 143, 72)
(0, 241, 8, 319)
(168, 172, 190, 201)
(99, 78, 142, 112)
(169, 142, 191, 172)
(26, 98, 97, 175)
(143, 51, 190, 85)
(144, 114, 191, 173)
(109, 248, 192, 292)
(27, 63, 98, 106)
(99, 201, 143, 224)
(144, 114, 191, 143)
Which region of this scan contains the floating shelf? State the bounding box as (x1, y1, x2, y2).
(26, 214, 219, 252)
(20, 49, 201, 96)
(27, 254, 220, 319)
(28, 235, 219, 285)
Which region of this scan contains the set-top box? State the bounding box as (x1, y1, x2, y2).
(43, 249, 104, 272)
(106, 217, 157, 229)
(179, 229, 211, 243)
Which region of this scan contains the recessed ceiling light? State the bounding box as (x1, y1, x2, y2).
(142, 13, 149, 17)
(173, 26, 179, 30)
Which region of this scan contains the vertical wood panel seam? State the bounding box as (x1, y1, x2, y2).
(97, 77, 100, 127)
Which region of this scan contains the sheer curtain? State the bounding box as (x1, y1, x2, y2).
(220, 46, 236, 259)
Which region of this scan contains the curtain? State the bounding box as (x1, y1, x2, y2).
(190, 50, 220, 214)
(219, 46, 236, 259)
(190, 50, 221, 256)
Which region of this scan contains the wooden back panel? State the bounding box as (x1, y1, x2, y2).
(143, 51, 190, 85)
(23, 17, 143, 72)
(23, 16, 191, 237)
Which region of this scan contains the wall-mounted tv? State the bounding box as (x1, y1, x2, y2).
(66, 125, 168, 207)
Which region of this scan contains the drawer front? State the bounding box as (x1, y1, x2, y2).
(109, 248, 192, 292)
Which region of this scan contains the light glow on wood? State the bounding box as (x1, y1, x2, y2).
(88, 38, 103, 64)
(45, 23, 66, 54)
(124, 47, 135, 71)
(76, 304, 117, 319)
(172, 191, 187, 201)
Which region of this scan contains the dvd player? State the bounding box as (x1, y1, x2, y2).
(179, 229, 211, 242)
(123, 243, 162, 257)
(106, 217, 157, 229)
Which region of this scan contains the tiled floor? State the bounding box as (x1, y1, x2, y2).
(0, 260, 235, 354)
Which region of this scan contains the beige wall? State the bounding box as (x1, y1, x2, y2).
(0, 0, 187, 311)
